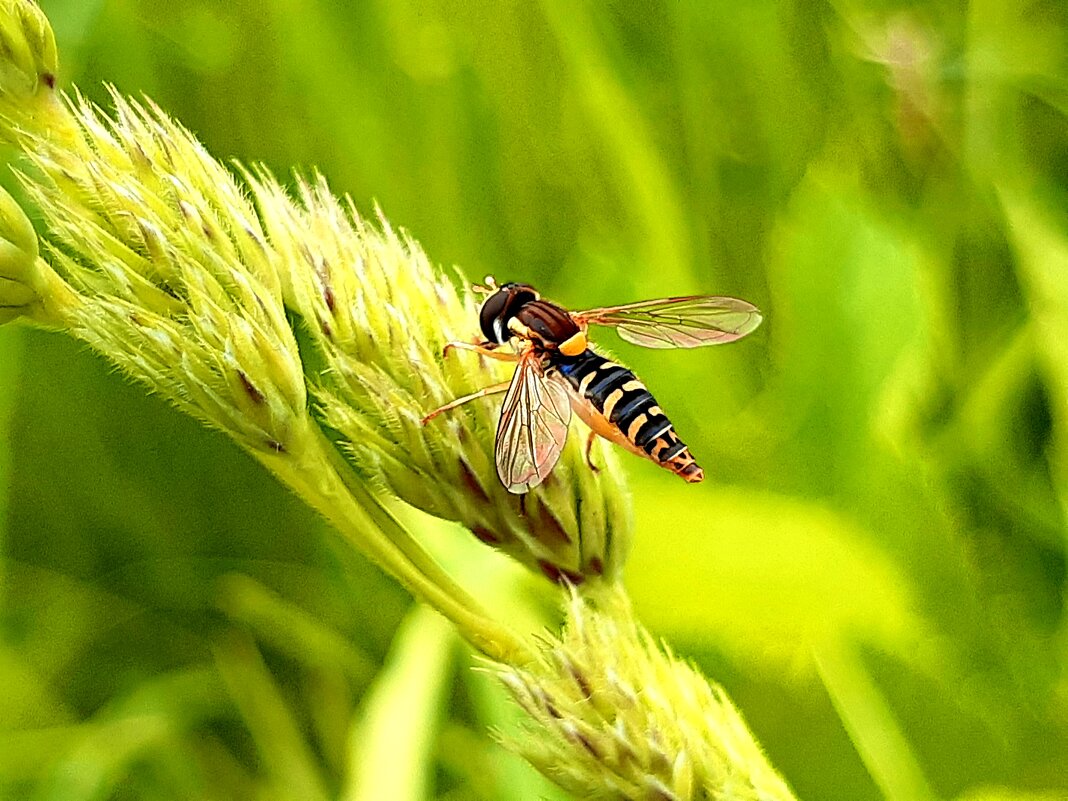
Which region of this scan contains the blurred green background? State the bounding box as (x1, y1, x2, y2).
(2, 0, 1067, 799)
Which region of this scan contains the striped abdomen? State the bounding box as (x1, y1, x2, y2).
(551, 349, 703, 483)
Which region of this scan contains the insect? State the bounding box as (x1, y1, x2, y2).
(422, 278, 762, 494)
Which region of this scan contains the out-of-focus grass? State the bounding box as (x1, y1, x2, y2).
(0, 1, 1065, 799)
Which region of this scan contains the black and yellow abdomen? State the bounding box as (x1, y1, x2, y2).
(551, 349, 704, 483)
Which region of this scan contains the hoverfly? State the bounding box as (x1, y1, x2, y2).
(422, 278, 762, 494)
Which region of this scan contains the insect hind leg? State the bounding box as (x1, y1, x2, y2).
(584, 430, 600, 472)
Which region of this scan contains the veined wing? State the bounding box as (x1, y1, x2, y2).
(574, 295, 762, 349)
(495, 352, 572, 494)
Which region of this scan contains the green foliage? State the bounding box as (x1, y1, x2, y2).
(1, 0, 1066, 799)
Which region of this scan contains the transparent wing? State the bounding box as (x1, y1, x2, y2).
(495, 352, 572, 494)
(574, 295, 762, 349)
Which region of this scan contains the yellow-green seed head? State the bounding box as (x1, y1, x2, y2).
(0, 0, 632, 584)
(15, 90, 307, 453)
(0, 5, 800, 797)
(495, 586, 799, 801)
(0, 182, 76, 325)
(250, 172, 633, 582)
(0, 0, 62, 143)
(0, 183, 38, 322)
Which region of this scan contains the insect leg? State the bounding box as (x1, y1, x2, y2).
(420, 380, 511, 425)
(442, 340, 520, 362)
(584, 430, 600, 472)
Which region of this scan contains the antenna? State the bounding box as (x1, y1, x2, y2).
(472, 275, 497, 296)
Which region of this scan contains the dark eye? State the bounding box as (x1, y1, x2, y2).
(479, 290, 511, 343)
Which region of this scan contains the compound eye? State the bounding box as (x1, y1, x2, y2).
(479, 290, 511, 343)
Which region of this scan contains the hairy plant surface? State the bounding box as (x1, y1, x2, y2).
(1, 1, 1065, 800)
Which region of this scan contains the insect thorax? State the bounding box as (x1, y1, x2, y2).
(514, 300, 581, 347)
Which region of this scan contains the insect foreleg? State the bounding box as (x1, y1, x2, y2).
(420, 380, 511, 425)
(442, 340, 521, 362)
